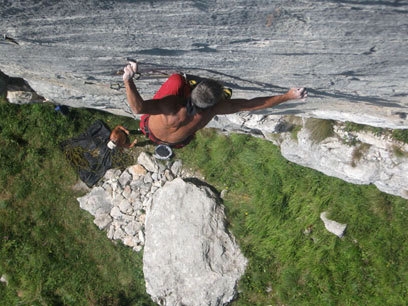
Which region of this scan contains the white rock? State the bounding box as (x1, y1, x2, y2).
(280, 125, 408, 200)
(0, 274, 8, 285)
(144, 173, 153, 184)
(131, 198, 143, 211)
(113, 226, 127, 241)
(124, 221, 142, 236)
(94, 214, 112, 230)
(143, 198, 152, 210)
(119, 170, 132, 187)
(138, 213, 146, 224)
(122, 185, 132, 200)
(133, 245, 143, 252)
(112, 193, 125, 207)
(138, 152, 157, 173)
(138, 230, 145, 245)
(151, 172, 159, 182)
(119, 199, 133, 214)
(107, 225, 115, 240)
(164, 169, 174, 181)
(110, 206, 123, 219)
(170, 160, 183, 177)
(104, 169, 121, 181)
(320, 212, 347, 238)
(77, 187, 112, 216)
(123, 236, 137, 248)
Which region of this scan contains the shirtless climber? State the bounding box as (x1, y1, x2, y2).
(123, 61, 307, 148)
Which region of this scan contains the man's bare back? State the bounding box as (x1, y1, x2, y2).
(123, 62, 307, 147)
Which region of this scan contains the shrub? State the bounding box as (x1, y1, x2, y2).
(351, 143, 371, 167)
(392, 129, 408, 144)
(305, 118, 334, 143)
(392, 145, 408, 158)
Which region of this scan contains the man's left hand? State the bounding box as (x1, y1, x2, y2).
(287, 88, 308, 100)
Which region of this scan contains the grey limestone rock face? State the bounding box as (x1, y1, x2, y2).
(143, 178, 247, 306)
(0, 0, 407, 129)
(279, 121, 408, 200)
(3, 2, 408, 201)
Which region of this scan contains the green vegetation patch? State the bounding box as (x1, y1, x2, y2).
(305, 118, 335, 143)
(392, 129, 408, 144)
(0, 98, 152, 305)
(178, 130, 408, 306)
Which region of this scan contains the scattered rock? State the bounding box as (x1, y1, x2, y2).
(170, 159, 183, 177)
(129, 164, 147, 177)
(320, 211, 347, 238)
(138, 152, 157, 173)
(94, 214, 112, 230)
(0, 274, 8, 285)
(77, 187, 112, 216)
(77, 154, 248, 305)
(118, 170, 132, 187)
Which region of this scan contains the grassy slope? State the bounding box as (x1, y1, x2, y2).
(1, 98, 407, 305)
(178, 130, 408, 306)
(0, 100, 152, 305)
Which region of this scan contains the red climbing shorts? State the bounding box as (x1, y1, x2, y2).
(153, 73, 191, 99)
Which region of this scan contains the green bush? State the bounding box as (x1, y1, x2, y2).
(351, 142, 371, 167)
(392, 129, 408, 144)
(305, 118, 335, 143)
(344, 121, 385, 137)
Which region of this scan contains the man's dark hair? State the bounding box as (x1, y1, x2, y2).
(190, 79, 224, 109)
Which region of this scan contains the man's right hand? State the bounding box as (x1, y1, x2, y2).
(122, 61, 138, 81)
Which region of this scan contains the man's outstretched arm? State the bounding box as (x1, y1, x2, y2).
(213, 88, 307, 115)
(123, 62, 147, 114)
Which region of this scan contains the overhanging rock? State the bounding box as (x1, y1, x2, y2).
(1, 0, 407, 128)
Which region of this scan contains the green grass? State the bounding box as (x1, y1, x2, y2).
(1, 97, 408, 305)
(0, 99, 152, 305)
(392, 129, 408, 144)
(178, 130, 408, 306)
(343, 121, 408, 145)
(344, 121, 385, 137)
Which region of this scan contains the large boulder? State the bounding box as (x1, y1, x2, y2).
(143, 178, 247, 306)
